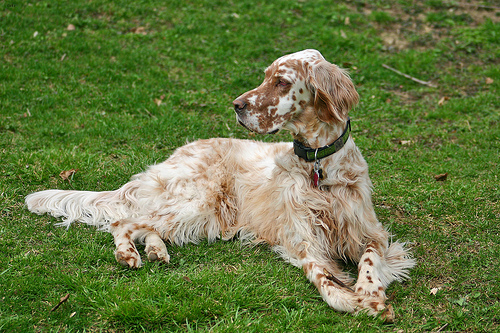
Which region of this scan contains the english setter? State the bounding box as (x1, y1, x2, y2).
(26, 49, 414, 320)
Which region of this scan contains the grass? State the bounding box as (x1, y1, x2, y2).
(1, 0, 499, 331)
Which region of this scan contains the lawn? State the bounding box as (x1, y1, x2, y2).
(1, 0, 499, 332)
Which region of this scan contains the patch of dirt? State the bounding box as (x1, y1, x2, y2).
(380, 31, 409, 51)
(358, 1, 499, 51)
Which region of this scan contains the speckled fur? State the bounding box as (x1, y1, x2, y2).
(26, 49, 414, 319)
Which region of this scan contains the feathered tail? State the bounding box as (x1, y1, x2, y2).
(25, 181, 140, 231)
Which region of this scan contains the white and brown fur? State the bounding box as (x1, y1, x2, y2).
(26, 49, 414, 320)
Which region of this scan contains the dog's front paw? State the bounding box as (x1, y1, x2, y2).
(353, 277, 391, 320)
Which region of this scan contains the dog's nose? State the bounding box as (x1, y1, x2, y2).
(233, 99, 247, 114)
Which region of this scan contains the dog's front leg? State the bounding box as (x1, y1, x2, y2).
(301, 254, 394, 321)
(301, 259, 357, 313)
(354, 240, 394, 321)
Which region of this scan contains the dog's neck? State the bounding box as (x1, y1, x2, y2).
(292, 118, 351, 162)
(286, 106, 348, 148)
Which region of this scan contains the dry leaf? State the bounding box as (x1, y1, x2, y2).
(182, 276, 192, 283)
(67, 24, 76, 31)
(438, 96, 450, 106)
(485, 77, 494, 84)
(131, 27, 147, 35)
(60, 169, 77, 181)
(340, 30, 347, 38)
(344, 16, 350, 25)
(399, 140, 412, 145)
(434, 173, 448, 181)
(154, 98, 162, 106)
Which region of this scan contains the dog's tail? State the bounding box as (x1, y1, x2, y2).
(25, 181, 140, 230)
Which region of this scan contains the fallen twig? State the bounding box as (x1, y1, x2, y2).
(323, 268, 354, 292)
(51, 293, 70, 312)
(382, 64, 438, 88)
(436, 323, 449, 332)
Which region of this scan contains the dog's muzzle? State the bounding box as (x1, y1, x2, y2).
(233, 98, 279, 135)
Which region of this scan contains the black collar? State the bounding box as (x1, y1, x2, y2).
(293, 118, 351, 162)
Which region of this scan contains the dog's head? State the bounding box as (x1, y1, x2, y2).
(233, 49, 359, 135)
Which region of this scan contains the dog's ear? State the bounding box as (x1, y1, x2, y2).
(308, 61, 359, 124)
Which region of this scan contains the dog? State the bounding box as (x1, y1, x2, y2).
(26, 49, 414, 320)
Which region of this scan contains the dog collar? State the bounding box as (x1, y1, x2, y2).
(293, 118, 351, 162)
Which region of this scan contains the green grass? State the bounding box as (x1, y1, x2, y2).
(1, 0, 499, 331)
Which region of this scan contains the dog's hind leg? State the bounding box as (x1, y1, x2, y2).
(110, 219, 170, 268)
(110, 220, 143, 268)
(144, 232, 169, 263)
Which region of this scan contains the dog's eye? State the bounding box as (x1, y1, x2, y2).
(277, 79, 289, 87)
